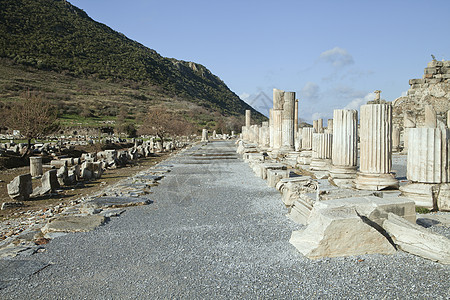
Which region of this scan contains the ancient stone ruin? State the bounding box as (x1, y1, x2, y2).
(237, 63, 450, 263)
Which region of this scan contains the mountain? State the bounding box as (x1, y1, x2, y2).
(0, 0, 266, 130)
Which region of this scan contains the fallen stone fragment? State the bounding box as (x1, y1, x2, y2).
(7, 174, 32, 201)
(82, 196, 152, 210)
(290, 206, 397, 259)
(1, 202, 25, 210)
(41, 215, 106, 234)
(289, 196, 416, 259)
(382, 212, 450, 264)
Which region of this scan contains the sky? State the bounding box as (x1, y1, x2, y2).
(70, 0, 450, 123)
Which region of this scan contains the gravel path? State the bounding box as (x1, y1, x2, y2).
(1, 141, 449, 299)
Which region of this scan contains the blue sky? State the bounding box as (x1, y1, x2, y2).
(70, 0, 450, 123)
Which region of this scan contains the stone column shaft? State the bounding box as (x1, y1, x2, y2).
(30, 157, 43, 177)
(281, 91, 295, 151)
(331, 109, 358, 167)
(245, 110, 251, 128)
(312, 133, 332, 159)
(301, 127, 314, 150)
(269, 109, 274, 148)
(294, 99, 299, 135)
(272, 109, 283, 150)
(407, 127, 448, 183)
(356, 103, 398, 190)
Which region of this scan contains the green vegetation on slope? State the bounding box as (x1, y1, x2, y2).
(0, 0, 266, 123)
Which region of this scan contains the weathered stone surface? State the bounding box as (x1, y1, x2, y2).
(289, 196, 416, 259)
(356, 102, 398, 190)
(1, 202, 25, 210)
(7, 174, 32, 201)
(281, 91, 295, 151)
(39, 169, 59, 195)
(29, 157, 43, 177)
(0, 260, 50, 289)
(41, 215, 106, 234)
(290, 205, 396, 259)
(82, 196, 152, 209)
(267, 169, 289, 188)
(382, 213, 450, 264)
(406, 127, 448, 183)
(310, 133, 332, 171)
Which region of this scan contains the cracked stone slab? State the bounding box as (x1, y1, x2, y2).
(383, 212, 450, 264)
(82, 197, 152, 209)
(41, 215, 106, 234)
(0, 260, 50, 290)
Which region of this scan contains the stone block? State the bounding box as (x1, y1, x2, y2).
(290, 205, 396, 259)
(289, 196, 416, 259)
(38, 169, 59, 195)
(50, 160, 67, 168)
(7, 174, 32, 201)
(41, 215, 106, 234)
(267, 169, 289, 188)
(382, 213, 450, 264)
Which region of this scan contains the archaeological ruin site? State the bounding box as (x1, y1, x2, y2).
(0, 59, 449, 298)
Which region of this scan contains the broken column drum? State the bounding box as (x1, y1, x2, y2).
(330, 109, 358, 185)
(355, 103, 399, 190)
(281, 91, 296, 151)
(392, 125, 400, 152)
(310, 133, 333, 171)
(400, 126, 449, 209)
(30, 156, 43, 177)
(298, 127, 314, 165)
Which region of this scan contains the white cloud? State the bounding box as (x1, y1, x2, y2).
(320, 47, 354, 68)
(344, 92, 375, 110)
(300, 82, 320, 101)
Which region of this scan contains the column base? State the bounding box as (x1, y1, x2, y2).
(329, 165, 357, 188)
(297, 150, 312, 165)
(398, 182, 450, 210)
(310, 158, 331, 171)
(355, 172, 399, 191)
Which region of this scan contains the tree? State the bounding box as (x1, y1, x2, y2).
(138, 107, 193, 148)
(6, 92, 59, 157)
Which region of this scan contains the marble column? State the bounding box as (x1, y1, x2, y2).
(272, 89, 284, 152)
(301, 127, 314, 150)
(330, 109, 358, 187)
(245, 110, 251, 128)
(281, 91, 295, 151)
(30, 157, 43, 177)
(259, 121, 270, 149)
(294, 99, 299, 136)
(269, 109, 274, 149)
(310, 133, 333, 171)
(317, 119, 324, 133)
(447, 110, 450, 128)
(326, 119, 333, 134)
(201, 129, 209, 142)
(313, 120, 318, 133)
(400, 122, 449, 209)
(355, 102, 398, 190)
(298, 127, 314, 165)
(403, 112, 416, 153)
(392, 125, 400, 152)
